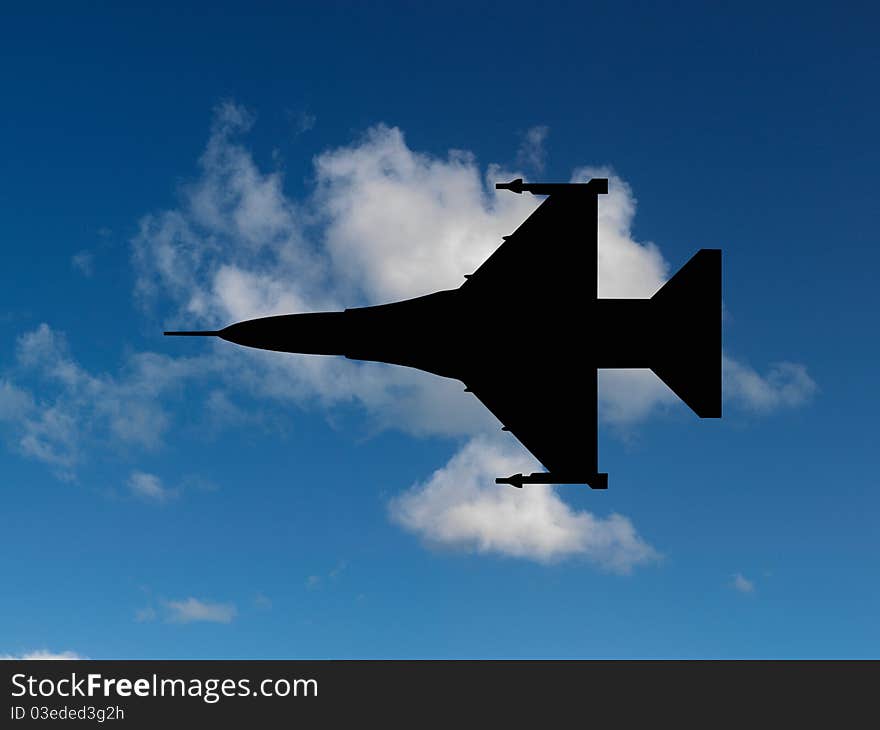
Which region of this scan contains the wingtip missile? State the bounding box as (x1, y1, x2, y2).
(495, 178, 609, 196)
(496, 474, 525, 488)
(495, 178, 524, 194)
(495, 472, 609, 489)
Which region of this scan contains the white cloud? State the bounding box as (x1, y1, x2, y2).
(163, 598, 237, 624)
(0, 105, 818, 568)
(125, 104, 819, 565)
(312, 123, 539, 303)
(390, 435, 660, 570)
(731, 573, 755, 593)
(128, 471, 175, 502)
(0, 650, 85, 660)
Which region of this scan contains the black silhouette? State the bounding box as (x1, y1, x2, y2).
(167, 179, 721, 489)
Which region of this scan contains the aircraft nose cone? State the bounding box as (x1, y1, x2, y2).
(217, 312, 350, 356)
(217, 321, 250, 346)
(217, 319, 281, 349)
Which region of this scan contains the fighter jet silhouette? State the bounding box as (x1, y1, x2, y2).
(167, 178, 721, 489)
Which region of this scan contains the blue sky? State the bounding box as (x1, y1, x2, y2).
(1, 1, 878, 658)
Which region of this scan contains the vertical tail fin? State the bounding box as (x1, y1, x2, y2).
(650, 249, 722, 418)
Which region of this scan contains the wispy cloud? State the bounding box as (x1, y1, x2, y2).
(724, 356, 817, 412)
(0, 649, 85, 660)
(71, 250, 94, 277)
(0, 323, 211, 478)
(305, 560, 347, 589)
(730, 573, 755, 594)
(128, 471, 176, 503)
(516, 125, 549, 173)
(290, 109, 316, 135)
(163, 598, 237, 624)
(0, 380, 35, 422)
(598, 356, 819, 427)
(135, 606, 158, 623)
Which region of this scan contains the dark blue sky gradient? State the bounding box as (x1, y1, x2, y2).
(1, 1, 878, 658)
